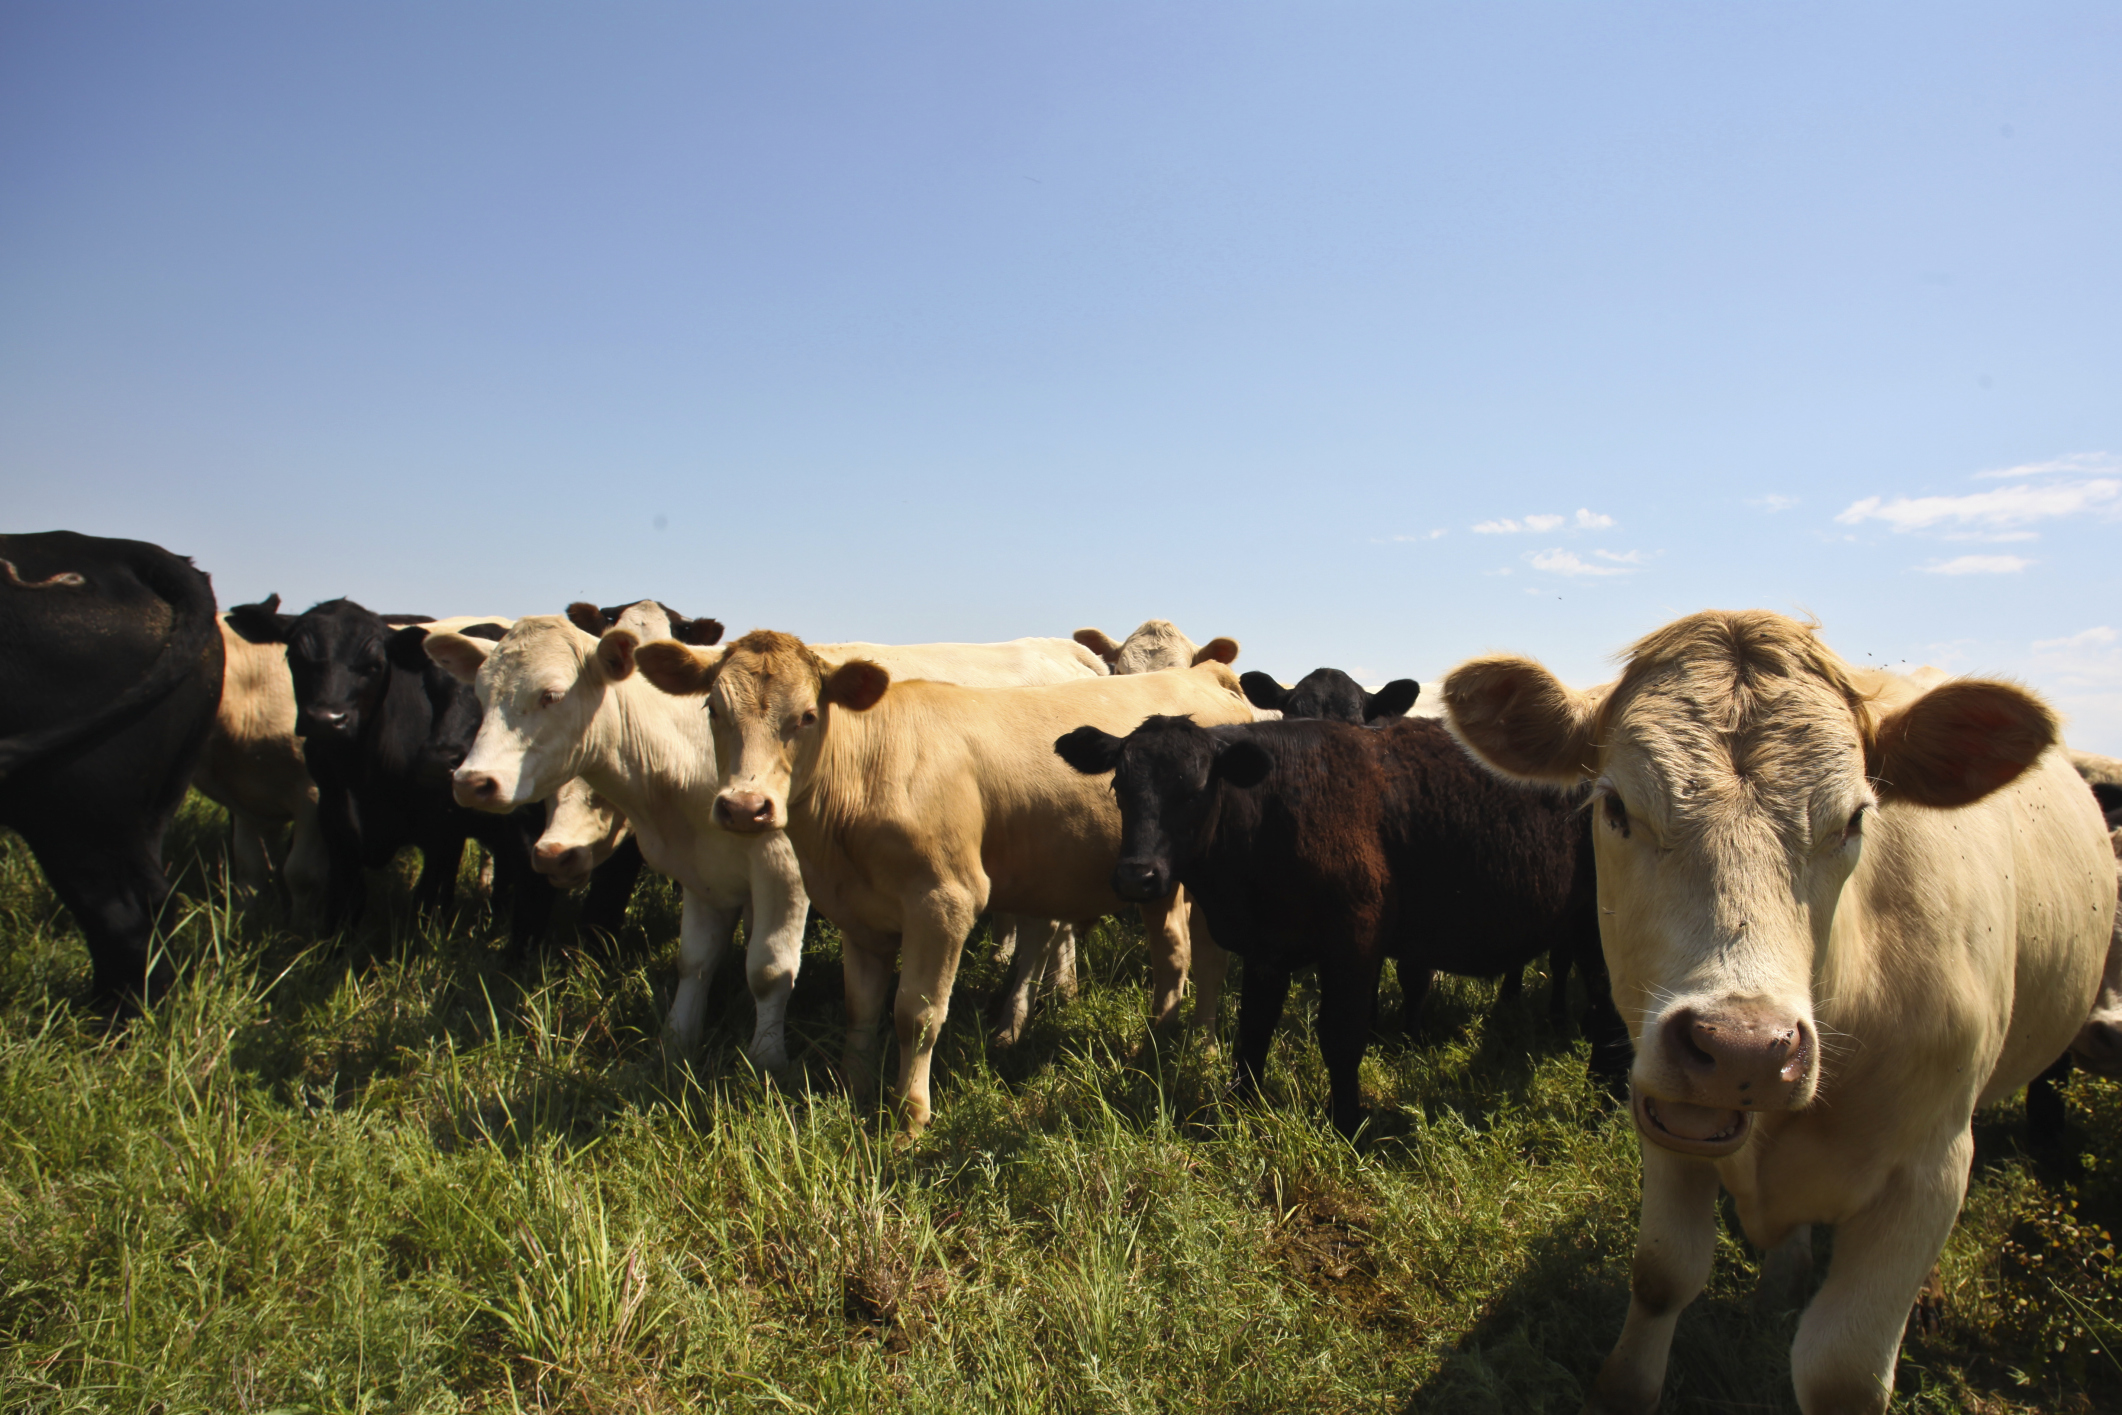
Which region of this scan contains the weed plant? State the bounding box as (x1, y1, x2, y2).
(1, 797, 2118, 1412)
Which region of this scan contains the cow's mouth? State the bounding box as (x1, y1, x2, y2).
(1633, 1089, 1753, 1158)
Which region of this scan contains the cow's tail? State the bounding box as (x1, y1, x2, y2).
(0, 546, 221, 782)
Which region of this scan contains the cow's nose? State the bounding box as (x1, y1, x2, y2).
(305, 707, 349, 732)
(715, 792, 775, 831)
(1111, 858, 1167, 901)
(532, 842, 585, 876)
(1661, 1006, 1810, 1101)
(453, 770, 503, 808)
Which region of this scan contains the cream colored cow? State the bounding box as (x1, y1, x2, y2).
(1443, 610, 2113, 1415)
(1073, 619, 1238, 675)
(634, 630, 1256, 1132)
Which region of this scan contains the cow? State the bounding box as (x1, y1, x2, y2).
(222, 597, 561, 956)
(0, 531, 224, 1012)
(1055, 710, 1631, 1136)
(1442, 610, 2113, 1415)
(630, 629, 1256, 1132)
(1074, 619, 1239, 675)
(191, 612, 329, 924)
(565, 599, 724, 647)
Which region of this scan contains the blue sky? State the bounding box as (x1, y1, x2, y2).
(5, 4, 2120, 744)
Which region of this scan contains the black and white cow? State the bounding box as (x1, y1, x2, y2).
(0, 531, 224, 1012)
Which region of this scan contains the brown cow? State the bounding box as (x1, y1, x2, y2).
(634, 630, 1255, 1131)
(1444, 611, 2112, 1414)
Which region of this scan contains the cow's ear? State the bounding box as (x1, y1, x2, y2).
(1869, 679, 2057, 809)
(460, 622, 507, 642)
(1443, 655, 1599, 785)
(1213, 739, 1273, 789)
(424, 631, 493, 685)
(1365, 679, 1421, 723)
(1074, 628, 1121, 664)
(1054, 725, 1126, 775)
(1192, 637, 1240, 667)
(635, 639, 723, 695)
(1240, 672, 1290, 713)
(671, 612, 726, 647)
(566, 602, 612, 637)
(822, 659, 890, 712)
(227, 595, 292, 644)
(594, 628, 640, 683)
(386, 625, 435, 671)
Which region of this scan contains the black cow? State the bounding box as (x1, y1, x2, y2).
(0, 531, 224, 1011)
(1240, 668, 1420, 725)
(1057, 712, 1631, 1136)
(224, 596, 559, 955)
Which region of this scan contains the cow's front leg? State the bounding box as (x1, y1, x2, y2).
(1139, 889, 1191, 1032)
(989, 915, 1066, 1048)
(1789, 1129, 1971, 1415)
(1187, 899, 1229, 1047)
(742, 841, 810, 1075)
(839, 924, 897, 1101)
(662, 890, 741, 1065)
(894, 888, 979, 1135)
(1316, 950, 1382, 1138)
(1584, 1142, 1720, 1414)
(1233, 960, 1292, 1103)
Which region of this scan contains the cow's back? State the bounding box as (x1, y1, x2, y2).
(815, 637, 1103, 687)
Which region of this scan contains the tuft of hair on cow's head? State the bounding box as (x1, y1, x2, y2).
(1074, 628, 1122, 665)
(227, 593, 294, 645)
(1055, 725, 1126, 775)
(822, 659, 890, 712)
(1366, 679, 1421, 722)
(566, 602, 614, 637)
(423, 631, 495, 685)
(634, 638, 725, 695)
(1191, 637, 1240, 667)
(1239, 672, 1289, 714)
(1868, 678, 2058, 809)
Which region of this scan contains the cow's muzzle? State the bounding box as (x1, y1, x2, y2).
(714, 791, 777, 833)
(302, 706, 354, 737)
(1110, 858, 1169, 903)
(532, 841, 592, 886)
(453, 769, 507, 811)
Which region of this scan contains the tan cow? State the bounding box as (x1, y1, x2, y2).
(1073, 619, 1238, 675)
(191, 615, 328, 923)
(1443, 611, 2113, 1415)
(634, 630, 1256, 1131)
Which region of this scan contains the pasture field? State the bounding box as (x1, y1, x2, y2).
(2, 799, 2119, 1414)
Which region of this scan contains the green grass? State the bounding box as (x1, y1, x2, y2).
(2, 795, 2119, 1412)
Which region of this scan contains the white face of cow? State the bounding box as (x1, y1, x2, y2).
(1075, 620, 1240, 675)
(429, 615, 626, 812)
(1445, 610, 2059, 1161)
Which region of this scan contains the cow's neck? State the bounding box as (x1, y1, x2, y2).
(788, 697, 890, 841)
(578, 679, 718, 827)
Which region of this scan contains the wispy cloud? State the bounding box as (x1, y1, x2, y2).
(2034, 626, 2118, 653)
(1836, 453, 2120, 536)
(1748, 494, 1799, 512)
(1374, 529, 1448, 543)
(1974, 452, 2117, 480)
(1529, 548, 1635, 577)
(1594, 549, 1649, 565)
(1474, 508, 1613, 534)
(1919, 554, 2035, 575)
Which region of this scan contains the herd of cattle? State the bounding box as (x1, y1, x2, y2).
(6, 526, 2122, 1414)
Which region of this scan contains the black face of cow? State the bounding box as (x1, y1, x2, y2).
(267, 599, 397, 741)
(1242, 668, 1418, 725)
(1056, 716, 1273, 902)
(391, 623, 508, 787)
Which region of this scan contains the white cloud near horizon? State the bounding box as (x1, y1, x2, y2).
(1919, 554, 2035, 575)
(2034, 625, 2118, 653)
(1836, 455, 2121, 536)
(1529, 548, 1635, 577)
(1973, 452, 2117, 480)
(1748, 494, 1799, 512)
(1474, 507, 1613, 534)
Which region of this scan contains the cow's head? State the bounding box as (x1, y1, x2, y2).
(533, 777, 630, 888)
(1444, 610, 2057, 1161)
(635, 629, 887, 834)
(1056, 715, 1270, 902)
(1241, 668, 1419, 725)
(565, 600, 724, 647)
(429, 615, 629, 811)
(1074, 620, 1239, 675)
(387, 622, 508, 788)
(229, 596, 404, 742)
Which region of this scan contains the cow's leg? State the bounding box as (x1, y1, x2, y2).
(839, 924, 898, 1101)
(1317, 951, 1383, 1138)
(1584, 1144, 1721, 1415)
(411, 836, 465, 921)
(989, 915, 1066, 1048)
(989, 915, 1018, 968)
(1138, 890, 1191, 1033)
(498, 841, 558, 964)
(893, 889, 979, 1134)
(226, 809, 276, 899)
(1758, 1225, 1815, 1315)
(1233, 960, 1293, 1104)
(2026, 1053, 2071, 1150)
(283, 796, 331, 931)
(1399, 963, 1434, 1030)
(1547, 944, 1576, 1031)
(741, 849, 808, 1075)
(313, 789, 365, 932)
(32, 830, 175, 1014)
(1188, 904, 1230, 1045)
(580, 837, 646, 942)
(662, 890, 741, 1065)
(1787, 1130, 1972, 1415)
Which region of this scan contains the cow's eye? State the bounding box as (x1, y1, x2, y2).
(800, 708, 818, 728)
(1842, 804, 1866, 847)
(539, 687, 564, 708)
(1604, 793, 1631, 838)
